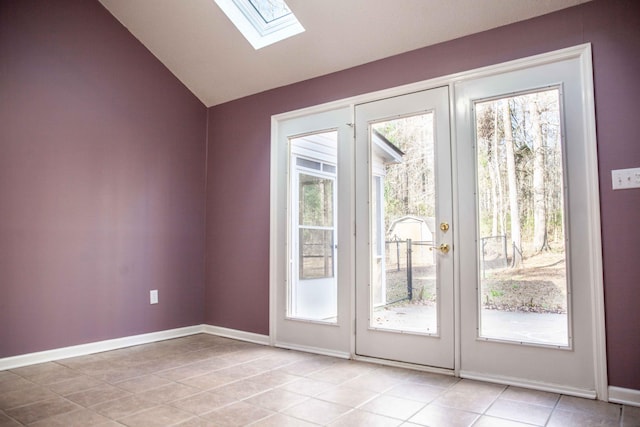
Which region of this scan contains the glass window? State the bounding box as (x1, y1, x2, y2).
(369, 113, 438, 334)
(214, 0, 304, 49)
(299, 174, 333, 227)
(474, 88, 569, 347)
(248, 0, 291, 23)
(288, 130, 338, 321)
(300, 229, 334, 280)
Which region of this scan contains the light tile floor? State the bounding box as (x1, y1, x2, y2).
(0, 334, 638, 426)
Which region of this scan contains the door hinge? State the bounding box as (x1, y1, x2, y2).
(347, 122, 355, 138)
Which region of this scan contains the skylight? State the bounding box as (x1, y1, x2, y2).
(249, 0, 291, 23)
(215, 0, 304, 49)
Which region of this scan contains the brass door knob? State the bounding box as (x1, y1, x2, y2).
(429, 243, 450, 254)
(440, 222, 450, 232)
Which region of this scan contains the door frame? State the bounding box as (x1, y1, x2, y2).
(269, 43, 607, 399)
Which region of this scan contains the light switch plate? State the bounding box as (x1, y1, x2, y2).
(612, 168, 640, 190)
(150, 290, 158, 304)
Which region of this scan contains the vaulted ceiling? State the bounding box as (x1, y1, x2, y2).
(99, 0, 591, 107)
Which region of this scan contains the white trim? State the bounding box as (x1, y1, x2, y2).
(609, 386, 640, 407)
(272, 44, 593, 123)
(580, 45, 609, 402)
(274, 341, 350, 359)
(0, 325, 203, 371)
(202, 325, 270, 346)
(348, 103, 358, 362)
(0, 324, 273, 371)
(450, 80, 462, 378)
(460, 370, 597, 399)
(269, 115, 279, 347)
(353, 355, 455, 377)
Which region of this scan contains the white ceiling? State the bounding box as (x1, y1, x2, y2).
(99, 0, 590, 107)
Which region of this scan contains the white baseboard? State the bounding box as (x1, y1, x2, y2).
(0, 324, 274, 371)
(460, 370, 597, 399)
(609, 386, 640, 407)
(274, 341, 350, 359)
(0, 325, 204, 371)
(202, 325, 270, 346)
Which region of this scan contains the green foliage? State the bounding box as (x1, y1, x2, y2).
(490, 289, 504, 298)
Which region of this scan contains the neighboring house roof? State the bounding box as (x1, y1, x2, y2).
(372, 129, 404, 164)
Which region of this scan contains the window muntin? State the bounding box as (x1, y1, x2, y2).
(215, 0, 304, 49)
(248, 0, 291, 23)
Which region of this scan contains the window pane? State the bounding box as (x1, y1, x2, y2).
(248, 0, 291, 23)
(299, 174, 333, 227)
(322, 163, 336, 174)
(296, 157, 321, 170)
(369, 113, 438, 334)
(299, 228, 334, 279)
(475, 89, 569, 346)
(289, 131, 337, 322)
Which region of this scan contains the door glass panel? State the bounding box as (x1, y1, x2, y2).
(289, 131, 338, 322)
(299, 174, 333, 227)
(369, 113, 438, 335)
(474, 89, 569, 346)
(299, 228, 334, 279)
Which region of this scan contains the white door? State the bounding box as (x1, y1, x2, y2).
(455, 53, 602, 395)
(355, 87, 454, 368)
(272, 107, 352, 355)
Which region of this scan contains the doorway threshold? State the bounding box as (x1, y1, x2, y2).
(353, 354, 455, 376)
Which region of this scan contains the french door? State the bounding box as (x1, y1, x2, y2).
(354, 87, 454, 368)
(455, 51, 602, 396)
(272, 88, 453, 363)
(272, 45, 603, 396)
(272, 107, 352, 355)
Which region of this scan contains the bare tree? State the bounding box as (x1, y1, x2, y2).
(503, 100, 522, 267)
(490, 107, 505, 237)
(375, 114, 435, 230)
(529, 98, 549, 252)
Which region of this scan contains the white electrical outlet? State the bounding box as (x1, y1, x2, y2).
(612, 167, 640, 190)
(150, 290, 158, 304)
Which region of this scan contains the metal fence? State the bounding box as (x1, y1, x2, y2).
(382, 235, 511, 303)
(384, 238, 436, 304)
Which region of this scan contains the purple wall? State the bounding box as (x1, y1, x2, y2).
(205, 0, 640, 389)
(0, 0, 207, 357)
